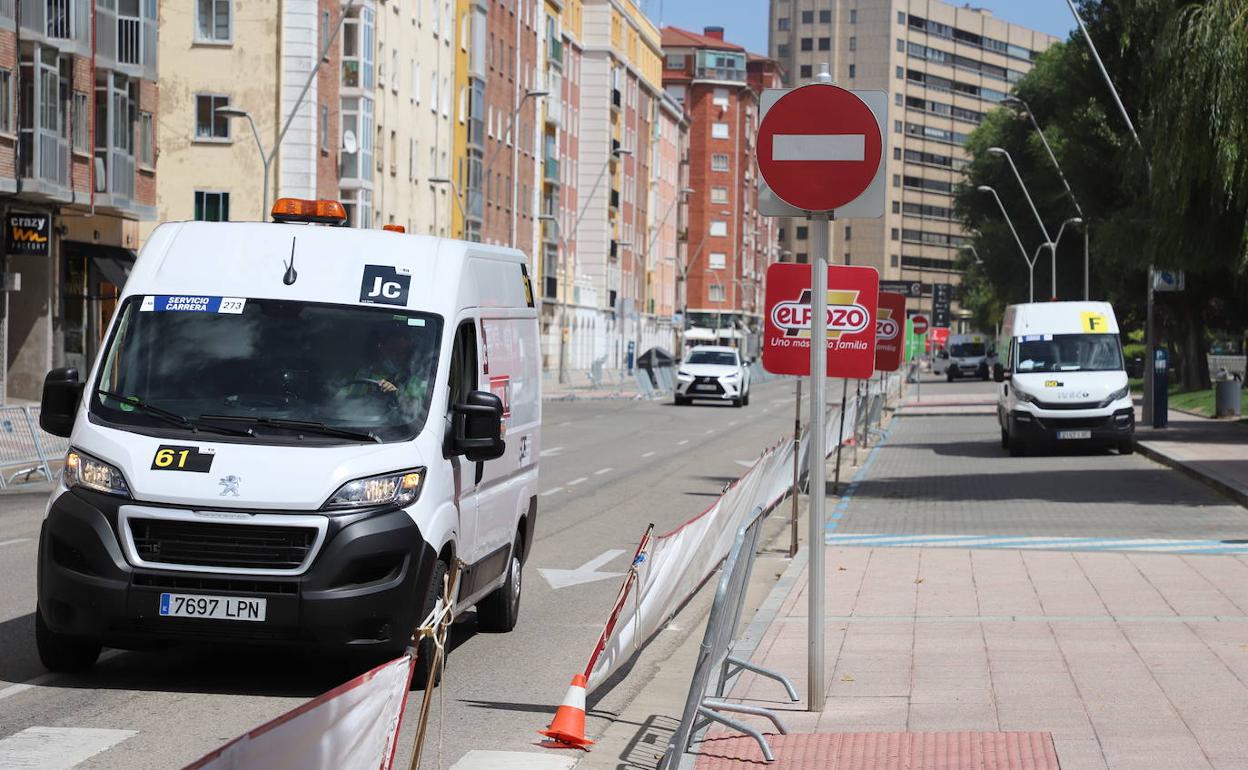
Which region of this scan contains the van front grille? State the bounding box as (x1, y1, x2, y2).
(128, 518, 317, 570)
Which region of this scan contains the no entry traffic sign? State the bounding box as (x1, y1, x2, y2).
(911, 314, 930, 337)
(874, 292, 907, 372)
(762, 263, 880, 379)
(757, 84, 885, 214)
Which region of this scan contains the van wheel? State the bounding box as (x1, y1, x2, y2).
(946, 370, 955, 382)
(36, 606, 100, 673)
(1000, 425, 1009, 449)
(412, 559, 448, 687)
(674, 394, 689, 405)
(1008, 434, 1027, 457)
(1118, 439, 1135, 455)
(477, 535, 523, 634)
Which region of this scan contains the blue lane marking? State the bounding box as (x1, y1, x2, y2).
(824, 425, 894, 537)
(825, 532, 1248, 555)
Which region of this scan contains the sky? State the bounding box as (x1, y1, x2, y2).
(642, 1, 1077, 55)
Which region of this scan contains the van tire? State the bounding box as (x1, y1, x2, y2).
(412, 559, 448, 688)
(946, 369, 956, 382)
(1000, 425, 1009, 449)
(1008, 434, 1027, 457)
(477, 535, 523, 634)
(36, 606, 100, 673)
(1118, 439, 1135, 455)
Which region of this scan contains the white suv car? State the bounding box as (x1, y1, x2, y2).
(674, 346, 751, 407)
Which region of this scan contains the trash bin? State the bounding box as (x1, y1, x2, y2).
(1215, 370, 1242, 417)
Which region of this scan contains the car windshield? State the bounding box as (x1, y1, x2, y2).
(686, 351, 737, 366)
(1015, 334, 1124, 373)
(950, 343, 986, 357)
(92, 296, 443, 443)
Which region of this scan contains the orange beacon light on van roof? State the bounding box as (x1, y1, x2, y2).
(270, 198, 349, 226)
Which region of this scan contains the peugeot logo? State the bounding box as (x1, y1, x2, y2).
(218, 475, 242, 497)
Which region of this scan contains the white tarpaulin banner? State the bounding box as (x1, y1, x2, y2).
(184, 654, 415, 770)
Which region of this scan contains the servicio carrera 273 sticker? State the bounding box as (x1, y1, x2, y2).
(140, 296, 247, 313)
(150, 445, 215, 473)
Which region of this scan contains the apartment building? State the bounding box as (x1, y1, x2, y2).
(2, 0, 159, 401)
(661, 26, 781, 356)
(767, 0, 1056, 325)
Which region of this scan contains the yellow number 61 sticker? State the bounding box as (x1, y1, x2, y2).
(150, 445, 215, 473)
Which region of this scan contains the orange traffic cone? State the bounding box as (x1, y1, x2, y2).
(538, 674, 594, 750)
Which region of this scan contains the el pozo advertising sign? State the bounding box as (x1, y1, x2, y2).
(762, 263, 879, 379)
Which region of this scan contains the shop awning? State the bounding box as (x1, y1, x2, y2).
(66, 241, 137, 289)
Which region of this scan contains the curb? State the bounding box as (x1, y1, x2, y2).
(1134, 440, 1248, 509)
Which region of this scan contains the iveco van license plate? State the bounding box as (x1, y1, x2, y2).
(1056, 430, 1092, 440)
(159, 593, 266, 622)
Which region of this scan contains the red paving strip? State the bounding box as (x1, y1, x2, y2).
(693, 731, 1059, 770)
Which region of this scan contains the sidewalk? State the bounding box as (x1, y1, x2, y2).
(1135, 409, 1248, 507)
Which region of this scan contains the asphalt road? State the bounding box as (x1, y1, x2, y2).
(0, 379, 804, 770)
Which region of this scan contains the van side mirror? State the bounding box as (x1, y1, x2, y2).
(40, 367, 84, 438)
(452, 390, 506, 462)
(992, 363, 1008, 383)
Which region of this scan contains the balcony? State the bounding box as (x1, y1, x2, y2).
(20, 0, 89, 47)
(609, 189, 620, 209)
(611, 88, 621, 112)
(609, 240, 619, 259)
(548, 37, 564, 70)
(543, 157, 560, 184)
(694, 64, 746, 82)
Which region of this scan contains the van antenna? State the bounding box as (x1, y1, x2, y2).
(283, 237, 298, 286)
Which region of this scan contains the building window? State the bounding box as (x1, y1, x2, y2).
(342, 5, 376, 89)
(800, 37, 812, 51)
(194, 191, 230, 221)
(320, 104, 330, 152)
(196, 0, 232, 43)
(711, 153, 729, 171)
(665, 53, 685, 69)
(795, 253, 808, 263)
(848, 64, 856, 78)
(0, 70, 12, 133)
(801, 10, 813, 23)
(340, 187, 373, 228)
(712, 87, 730, 108)
(139, 111, 154, 167)
(818, 38, 830, 51)
(891, 228, 899, 241)
(777, 43, 790, 58)
(898, 11, 906, 24)
(194, 94, 230, 140)
(711, 122, 729, 139)
(848, 36, 856, 51)
(321, 11, 331, 59)
(792, 226, 807, 240)
(709, 252, 726, 269)
(710, 186, 728, 204)
(709, 284, 726, 302)
(71, 91, 89, 153)
(896, 65, 904, 79)
(891, 254, 899, 267)
(800, 64, 812, 78)
(846, 10, 854, 23)
(710, 220, 728, 237)
(777, 17, 790, 30)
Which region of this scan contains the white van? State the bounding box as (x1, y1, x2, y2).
(35, 200, 540, 674)
(933, 332, 995, 381)
(995, 301, 1133, 456)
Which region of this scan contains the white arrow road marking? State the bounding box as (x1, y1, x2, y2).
(642, 451, 656, 458)
(539, 549, 627, 589)
(677, 439, 689, 446)
(773, 133, 865, 161)
(0, 538, 31, 548)
(0, 727, 137, 770)
(539, 446, 565, 458)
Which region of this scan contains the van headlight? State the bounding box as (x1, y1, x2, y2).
(64, 449, 131, 497)
(323, 469, 425, 510)
(1100, 385, 1130, 408)
(1014, 388, 1038, 405)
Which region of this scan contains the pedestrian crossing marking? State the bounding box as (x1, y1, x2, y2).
(825, 532, 1248, 555)
(0, 727, 136, 770)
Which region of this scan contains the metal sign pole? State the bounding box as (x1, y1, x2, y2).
(790, 378, 802, 558)
(808, 209, 829, 712)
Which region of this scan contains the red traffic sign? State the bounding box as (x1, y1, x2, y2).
(874, 292, 907, 372)
(762, 263, 880, 379)
(911, 314, 930, 336)
(756, 84, 883, 212)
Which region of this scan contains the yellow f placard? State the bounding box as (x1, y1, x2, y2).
(1081, 312, 1107, 333)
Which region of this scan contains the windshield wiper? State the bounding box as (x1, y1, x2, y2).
(199, 414, 380, 443)
(96, 390, 254, 437)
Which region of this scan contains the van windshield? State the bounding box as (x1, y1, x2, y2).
(92, 296, 443, 443)
(950, 342, 986, 357)
(1015, 334, 1123, 374)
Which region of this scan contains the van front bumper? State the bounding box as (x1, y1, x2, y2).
(1008, 407, 1135, 445)
(37, 488, 439, 652)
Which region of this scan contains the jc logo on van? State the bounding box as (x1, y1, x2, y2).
(360, 265, 412, 306)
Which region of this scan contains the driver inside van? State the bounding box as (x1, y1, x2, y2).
(341, 330, 430, 414)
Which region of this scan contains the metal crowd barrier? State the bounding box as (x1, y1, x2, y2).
(0, 405, 64, 488)
(660, 505, 798, 768)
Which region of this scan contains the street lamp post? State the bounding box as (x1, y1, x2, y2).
(978, 185, 1037, 302)
(496, 89, 548, 248)
(215, 107, 270, 219)
(427, 177, 467, 223)
(1002, 96, 1091, 300)
(987, 146, 1059, 300)
(634, 186, 694, 366)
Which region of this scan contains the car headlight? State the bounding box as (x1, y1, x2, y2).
(64, 449, 130, 497)
(1014, 388, 1038, 405)
(324, 468, 425, 510)
(722, 372, 739, 379)
(676, 370, 693, 380)
(1100, 385, 1130, 408)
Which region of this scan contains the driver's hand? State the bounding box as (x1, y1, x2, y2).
(378, 379, 398, 393)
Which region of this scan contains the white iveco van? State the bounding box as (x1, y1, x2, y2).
(35, 199, 540, 673)
(933, 332, 995, 381)
(995, 301, 1133, 456)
